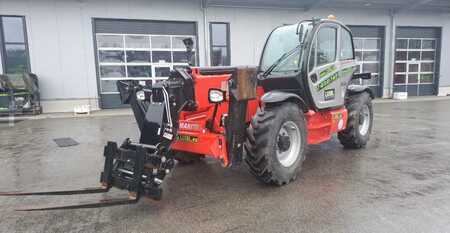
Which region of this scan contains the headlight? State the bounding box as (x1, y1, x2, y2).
(208, 89, 225, 103)
(136, 91, 146, 101)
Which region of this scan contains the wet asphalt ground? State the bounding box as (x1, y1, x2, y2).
(1, 99, 450, 233)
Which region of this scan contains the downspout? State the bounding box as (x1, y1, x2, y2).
(387, 9, 396, 98)
(201, 0, 210, 66)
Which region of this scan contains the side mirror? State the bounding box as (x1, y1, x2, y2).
(182, 38, 194, 66)
(183, 38, 194, 53)
(117, 81, 132, 104)
(352, 73, 372, 80)
(296, 24, 304, 43)
(0, 75, 10, 92)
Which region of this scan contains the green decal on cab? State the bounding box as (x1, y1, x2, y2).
(0, 92, 30, 97)
(13, 92, 31, 96)
(319, 66, 337, 78)
(316, 66, 355, 91)
(317, 73, 339, 91)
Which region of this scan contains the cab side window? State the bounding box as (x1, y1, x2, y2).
(308, 38, 316, 72)
(316, 27, 337, 66)
(340, 28, 354, 60)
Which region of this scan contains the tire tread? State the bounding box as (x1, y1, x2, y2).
(338, 92, 373, 149)
(244, 103, 306, 186)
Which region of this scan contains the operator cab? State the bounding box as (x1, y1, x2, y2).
(258, 16, 358, 110)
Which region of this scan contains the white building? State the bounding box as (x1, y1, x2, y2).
(0, 0, 449, 112)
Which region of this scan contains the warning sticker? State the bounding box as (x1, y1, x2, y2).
(176, 135, 199, 143)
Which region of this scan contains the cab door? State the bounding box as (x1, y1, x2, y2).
(306, 23, 356, 109)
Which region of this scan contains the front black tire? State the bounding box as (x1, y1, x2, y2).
(244, 102, 307, 186)
(338, 92, 373, 149)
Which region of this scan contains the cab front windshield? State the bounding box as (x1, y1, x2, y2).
(260, 22, 312, 75)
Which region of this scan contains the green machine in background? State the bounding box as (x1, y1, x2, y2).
(0, 73, 42, 116)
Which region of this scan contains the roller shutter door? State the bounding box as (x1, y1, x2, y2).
(394, 27, 441, 96)
(349, 26, 385, 97)
(93, 19, 197, 108)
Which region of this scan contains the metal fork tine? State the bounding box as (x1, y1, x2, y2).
(0, 186, 109, 196)
(15, 196, 138, 211)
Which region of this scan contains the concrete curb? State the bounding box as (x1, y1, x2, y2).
(0, 109, 133, 122)
(373, 96, 450, 104)
(1, 96, 450, 122)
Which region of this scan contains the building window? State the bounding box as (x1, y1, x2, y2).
(210, 22, 230, 66)
(96, 34, 196, 94)
(0, 16, 30, 74)
(353, 37, 382, 87)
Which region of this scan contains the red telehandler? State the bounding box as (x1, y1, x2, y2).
(1, 16, 374, 210)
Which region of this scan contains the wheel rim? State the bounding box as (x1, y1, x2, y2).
(276, 121, 301, 167)
(359, 105, 371, 136)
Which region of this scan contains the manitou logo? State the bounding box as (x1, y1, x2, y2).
(179, 122, 201, 131)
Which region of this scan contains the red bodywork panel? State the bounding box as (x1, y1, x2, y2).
(171, 67, 347, 166)
(305, 109, 348, 144)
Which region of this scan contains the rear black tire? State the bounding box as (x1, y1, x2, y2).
(244, 102, 307, 186)
(338, 92, 373, 149)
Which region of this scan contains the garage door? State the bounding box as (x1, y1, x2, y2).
(394, 27, 441, 96)
(93, 19, 197, 108)
(349, 26, 385, 97)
